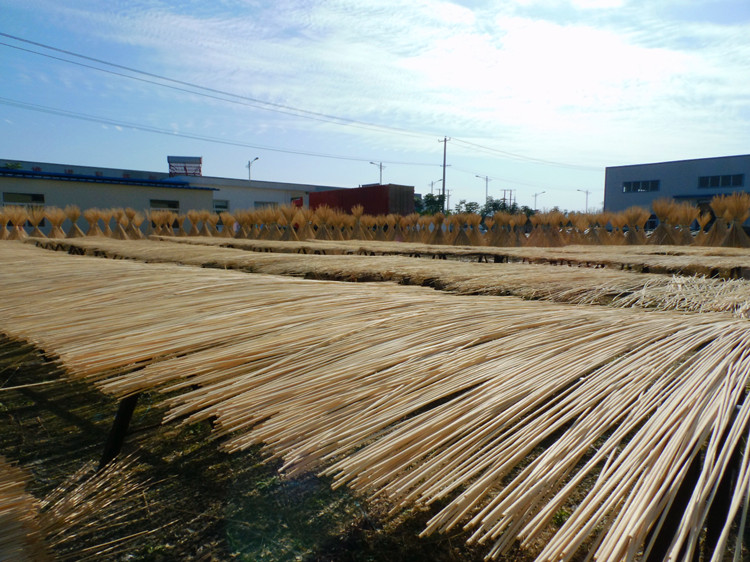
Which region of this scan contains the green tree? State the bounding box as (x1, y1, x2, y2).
(421, 193, 445, 215)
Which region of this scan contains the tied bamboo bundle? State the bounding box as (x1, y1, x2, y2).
(261, 208, 281, 241)
(294, 208, 315, 241)
(111, 209, 130, 240)
(123, 208, 139, 239)
(705, 194, 730, 246)
(508, 214, 527, 246)
(525, 213, 545, 247)
(219, 212, 236, 238)
(147, 210, 168, 236)
(401, 214, 420, 243)
(385, 214, 399, 242)
(361, 214, 377, 241)
(172, 213, 186, 236)
(64, 205, 85, 239)
(27, 206, 47, 238)
(467, 213, 484, 246)
(371, 215, 386, 242)
(719, 192, 750, 248)
(206, 213, 221, 237)
(276, 208, 299, 242)
(1, 455, 151, 561)
(450, 214, 472, 246)
(622, 206, 650, 245)
(692, 212, 712, 246)
(185, 210, 200, 236)
(648, 198, 677, 245)
(329, 210, 347, 241)
(197, 210, 212, 237)
(489, 212, 512, 247)
(674, 201, 699, 245)
(0, 207, 8, 240)
(607, 211, 626, 245)
(232, 210, 251, 239)
(5, 206, 29, 241)
(82, 208, 103, 237)
(427, 213, 447, 245)
(278, 206, 298, 242)
(313, 206, 333, 241)
(44, 207, 67, 239)
(0, 457, 49, 561)
(99, 209, 114, 238)
(545, 211, 567, 247)
(350, 205, 369, 240)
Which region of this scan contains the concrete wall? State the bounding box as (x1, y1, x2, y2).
(604, 154, 750, 213)
(0, 176, 213, 213)
(206, 178, 309, 211)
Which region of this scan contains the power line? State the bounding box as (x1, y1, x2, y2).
(1, 31, 605, 173)
(0, 96, 441, 167)
(452, 138, 600, 171)
(0, 32, 432, 140)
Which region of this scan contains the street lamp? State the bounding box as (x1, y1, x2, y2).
(475, 174, 491, 203)
(247, 157, 259, 181)
(533, 191, 545, 211)
(430, 178, 443, 195)
(370, 161, 385, 184)
(577, 189, 591, 213)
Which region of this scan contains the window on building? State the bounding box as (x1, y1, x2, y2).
(149, 199, 180, 211)
(213, 199, 229, 214)
(3, 193, 46, 226)
(3, 192, 45, 206)
(622, 180, 660, 193)
(254, 201, 279, 209)
(699, 174, 745, 189)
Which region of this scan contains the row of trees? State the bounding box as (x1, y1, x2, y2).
(415, 194, 536, 217)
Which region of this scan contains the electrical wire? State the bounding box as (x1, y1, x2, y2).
(0, 96, 441, 167)
(0, 32, 432, 140)
(1, 31, 604, 172)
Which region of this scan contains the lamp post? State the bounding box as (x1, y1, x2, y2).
(369, 161, 384, 184)
(247, 157, 259, 181)
(533, 191, 545, 211)
(475, 174, 491, 203)
(430, 178, 443, 195)
(577, 189, 591, 213)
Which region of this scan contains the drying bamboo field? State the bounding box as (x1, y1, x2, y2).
(1, 236, 750, 560)
(26, 236, 750, 316)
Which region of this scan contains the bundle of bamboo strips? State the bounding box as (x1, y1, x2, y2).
(720, 192, 750, 248)
(0, 458, 48, 560)
(5, 206, 28, 240)
(0, 455, 149, 561)
(64, 205, 85, 238)
(44, 207, 66, 239)
(99, 209, 114, 238)
(27, 207, 47, 238)
(1, 242, 748, 560)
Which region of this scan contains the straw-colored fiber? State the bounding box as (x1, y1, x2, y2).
(1, 242, 749, 560)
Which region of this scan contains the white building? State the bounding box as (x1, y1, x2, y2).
(0, 157, 343, 217)
(604, 154, 750, 215)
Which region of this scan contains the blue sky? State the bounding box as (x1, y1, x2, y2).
(2, 0, 749, 211)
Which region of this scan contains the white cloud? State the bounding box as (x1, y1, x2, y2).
(10, 0, 750, 168)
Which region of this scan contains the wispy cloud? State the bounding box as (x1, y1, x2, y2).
(9, 0, 750, 166)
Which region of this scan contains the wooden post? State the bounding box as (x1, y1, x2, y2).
(98, 393, 140, 471)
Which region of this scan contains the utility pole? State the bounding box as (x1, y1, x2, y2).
(577, 189, 591, 213)
(439, 137, 450, 212)
(533, 191, 545, 211)
(446, 189, 453, 211)
(430, 178, 443, 195)
(369, 161, 385, 184)
(247, 157, 259, 181)
(475, 174, 491, 203)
